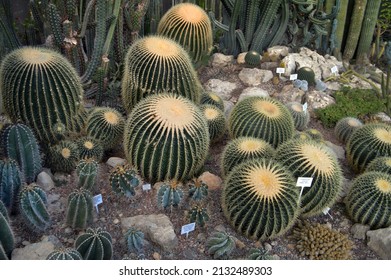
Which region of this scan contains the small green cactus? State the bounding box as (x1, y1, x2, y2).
(75, 227, 113, 260)
(365, 156, 391, 174)
(0, 200, 14, 260)
(109, 164, 141, 198)
(205, 231, 236, 259)
(76, 159, 99, 191)
(46, 248, 83, 260)
(245, 51, 262, 66)
(157, 180, 184, 209)
(86, 107, 125, 150)
(77, 136, 104, 161)
(334, 117, 363, 144)
(0, 123, 42, 183)
(200, 104, 226, 143)
(66, 188, 93, 230)
(247, 248, 273, 260)
(297, 67, 316, 86)
(0, 159, 22, 213)
(19, 183, 51, 231)
(48, 140, 80, 173)
(304, 129, 324, 141)
(188, 204, 209, 227)
(286, 102, 310, 131)
(124, 227, 144, 254)
(188, 178, 208, 202)
(200, 91, 224, 111)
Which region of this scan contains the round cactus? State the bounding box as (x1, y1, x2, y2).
(346, 123, 391, 173)
(157, 3, 213, 63)
(124, 227, 144, 254)
(200, 104, 226, 143)
(334, 117, 363, 144)
(109, 164, 141, 198)
(365, 156, 391, 174)
(121, 35, 202, 112)
(48, 140, 80, 173)
(245, 51, 262, 66)
(157, 180, 184, 209)
(247, 248, 272, 260)
(75, 227, 113, 260)
(0, 159, 22, 213)
(286, 102, 310, 131)
(188, 204, 209, 227)
(46, 248, 83, 260)
(188, 178, 208, 202)
(124, 94, 210, 183)
(220, 137, 275, 177)
(304, 128, 324, 141)
(76, 159, 99, 191)
(228, 96, 295, 148)
(200, 91, 224, 111)
(275, 139, 343, 217)
(77, 136, 104, 161)
(222, 158, 300, 241)
(345, 171, 391, 229)
(0, 47, 87, 144)
(86, 107, 125, 150)
(292, 131, 312, 141)
(205, 231, 236, 259)
(297, 66, 316, 86)
(0, 200, 14, 260)
(66, 188, 93, 230)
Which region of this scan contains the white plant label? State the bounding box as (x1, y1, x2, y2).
(142, 183, 151, 191)
(290, 74, 298, 80)
(276, 67, 286, 74)
(93, 194, 103, 213)
(302, 102, 308, 114)
(331, 66, 338, 74)
(322, 207, 333, 219)
(296, 177, 313, 199)
(181, 222, 196, 237)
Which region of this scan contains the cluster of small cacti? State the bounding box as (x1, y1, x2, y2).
(200, 91, 224, 111)
(205, 231, 236, 259)
(75, 227, 113, 260)
(0, 200, 14, 260)
(124, 227, 145, 254)
(286, 102, 310, 131)
(157, 180, 184, 210)
(76, 159, 99, 192)
(0, 159, 22, 213)
(200, 104, 226, 142)
(46, 248, 83, 260)
(293, 220, 353, 260)
(66, 188, 93, 230)
(109, 164, 141, 198)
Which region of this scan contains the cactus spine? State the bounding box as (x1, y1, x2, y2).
(157, 181, 184, 209)
(75, 227, 113, 260)
(76, 159, 99, 191)
(124, 227, 144, 254)
(66, 188, 93, 230)
(46, 248, 83, 260)
(0, 200, 14, 260)
(0, 123, 42, 183)
(0, 159, 22, 213)
(109, 164, 141, 198)
(206, 231, 236, 259)
(19, 183, 51, 231)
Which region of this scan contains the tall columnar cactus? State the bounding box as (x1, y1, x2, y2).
(19, 183, 51, 231)
(220, 137, 275, 177)
(346, 123, 391, 173)
(275, 139, 343, 217)
(124, 94, 210, 183)
(76, 159, 99, 191)
(157, 3, 213, 64)
(222, 158, 300, 241)
(0, 47, 87, 144)
(0, 159, 22, 213)
(77, 136, 104, 162)
(86, 107, 125, 150)
(334, 117, 363, 144)
(0, 200, 14, 260)
(189, 204, 209, 227)
(0, 123, 42, 183)
(228, 96, 294, 148)
(205, 231, 236, 259)
(46, 248, 83, 260)
(345, 171, 391, 229)
(200, 91, 224, 111)
(200, 104, 226, 143)
(66, 188, 93, 230)
(75, 227, 113, 260)
(188, 178, 208, 202)
(365, 156, 391, 174)
(286, 102, 310, 131)
(124, 227, 144, 254)
(157, 180, 184, 209)
(48, 140, 80, 173)
(333, 0, 349, 59)
(109, 164, 141, 198)
(121, 35, 202, 112)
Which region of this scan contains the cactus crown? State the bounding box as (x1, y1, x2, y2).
(200, 91, 224, 111)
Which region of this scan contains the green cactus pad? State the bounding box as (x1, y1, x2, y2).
(200, 91, 224, 111)
(48, 140, 80, 173)
(334, 117, 363, 144)
(66, 188, 93, 230)
(297, 67, 316, 86)
(276, 139, 343, 217)
(75, 227, 113, 260)
(77, 136, 104, 161)
(286, 102, 310, 131)
(200, 104, 226, 143)
(109, 164, 141, 198)
(121, 35, 201, 112)
(346, 123, 391, 173)
(345, 171, 391, 229)
(222, 158, 300, 241)
(228, 96, 294, 148)
(46, 248, 83, 260)
(124, 94, 210, 183)
(220, 137, 275, 177)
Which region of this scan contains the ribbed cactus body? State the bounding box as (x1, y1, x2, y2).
(286, 102, 310, 131)
(345, 171, 391, 229)
(200, 104, 226, 143)
(0, 159, 22, 213)
(200, 91, 224, 111)
(297, 67, 316, 86)
(223, 158, 300, 240)
(245, 51, 262, 66)
(75, 227, 113, 260)
(86, 107, 125, 150)
(124, 94, 210, 183)
(157, 3, 213, 63)
(19, 183, 51, 231)
(365, 157, 391, 174)
(48, 140, 80, 173)
(276, 139, 343, 217)
(46, 248, 83, 260)
(189, 205, 209, 227)
(157, 181, 184, 209)
(76, 159, 99, 191)
(206, 231, 235, 259)
(0, 47, 87, 144)
(124, 227, 144, 254)
(77, 137, 104, 161)
(220, 137, 275, 177)
(121, 36, 201, 112)
(346, 123, 391, 173)
(188, 179, 208, 202)
(247, 248, 272, 260)
(0, 123, 42, 183)
(66, 188, 93, 230)
(228, 96, 294, 148)
(109, 164, 141, 198)
(334, 117, 363, 144)
(0, 200, 14, 260)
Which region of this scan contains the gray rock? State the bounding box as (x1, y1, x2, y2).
(121, 214, 178, 252)
(351, 224, 371, 240)
(239, 68, 273, 86)
(326, 82, 342, 91)
(223, 100, 235, 119)
(324, 141, 345, 160)
(11, 235, 62, 260)
(267, 45, 290, 58)
(367, 228, 391, 259)
(273, 84, 305, 104)
(374, 112, 391, 123)
(261, 62, 279, 70)
(238, 87, 269, 102)
(264, 243, 272, 251)
(47, 193, 64, 214)
(214, 225, 226, 232)
(307, 90, 335, 110)
(210, 53, 234, 68)
(204, 79, 238, 101)
(106, 157, 126, 168)
(36, 172, 55, 192)
(237, 52, 247, 64)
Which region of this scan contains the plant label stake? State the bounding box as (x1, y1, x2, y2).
(302, 102, 308, 115)
(322, 207, 333, 219)
(296, 177, 313, 200)
(331, 66, 338, 75)
(181, 222, 196, 238)
(93, 194, 103, 213)
(290, 74, 298, 80)
(276, 67, 285, 78)
(142, 183, 151, 192)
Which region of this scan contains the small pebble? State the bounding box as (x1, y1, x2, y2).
(264, 243, 272, 251)
(153, 252, 161, 260)
(22, 241, 30, 246)
(113, 219, 120, 224)
(67, 238, 75, 244)
(64, 227, 73, 234)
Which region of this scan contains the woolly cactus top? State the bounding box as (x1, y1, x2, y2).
(170, 3, 207, 24)
(253, 99, 282, 119)
(203, 107, 220, 120)
(61, 147, 72, 159)
(298, 142, 335, 175)
(143, 36, 181, 58)
(347, 118, 362, 127)
(375, 177, 391, 194)
(19, 47, 56, 64)
(373, 126, 391, 144)
(103, 111, 120, 125)
(290, 103, 305, 113)
(238, 138, 269, 154)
